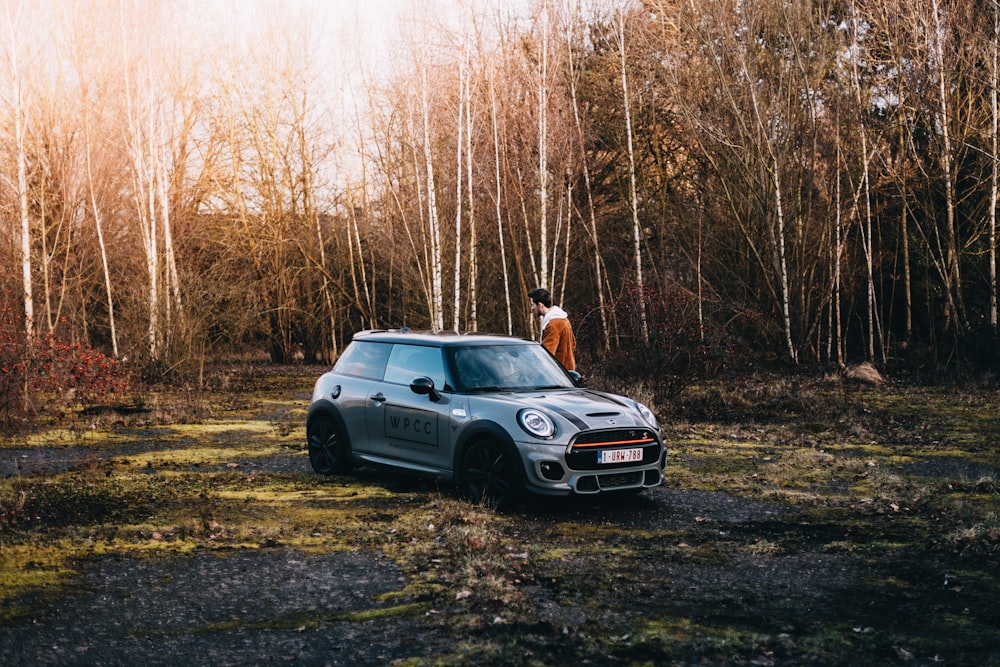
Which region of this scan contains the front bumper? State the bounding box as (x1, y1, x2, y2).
(517, 439, 667, 496)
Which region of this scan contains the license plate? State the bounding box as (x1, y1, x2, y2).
(598, 448, 643, 464)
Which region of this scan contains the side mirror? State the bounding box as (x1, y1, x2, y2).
(409, 376, 441, 401)
(567, 370, 584, 387)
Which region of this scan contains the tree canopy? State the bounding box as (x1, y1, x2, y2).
(2, 0, 999, 380)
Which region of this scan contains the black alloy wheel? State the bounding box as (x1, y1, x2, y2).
(461, 440, 522, 507)
(307, 414, 352, 475)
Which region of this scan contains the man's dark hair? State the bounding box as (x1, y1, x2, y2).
(528, 287, 553, 308)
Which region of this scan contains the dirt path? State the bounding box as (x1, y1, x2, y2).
(2, 548, 426, 666)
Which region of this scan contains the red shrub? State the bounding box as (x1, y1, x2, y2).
(1, 298, 129, 429)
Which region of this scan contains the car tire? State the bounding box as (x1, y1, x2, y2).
(307, 413, 352, 475)
(460, 439, 523, 508)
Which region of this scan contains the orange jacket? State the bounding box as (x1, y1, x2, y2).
(541, 317, 576, 371)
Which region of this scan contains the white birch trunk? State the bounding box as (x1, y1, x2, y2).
(309, 170, 336, 357)
(35, 142, 52, 333)
(991, 0, 999, 332)
(121, 15, 159, 360)
(619, 9, 648, 343)
(85, 121, 119, 357)
(144, 108, 159, 359)
(490, 78, 513, 335)
(771, 164, 796, 365)
(552, 184, 564, 301)
(128, 90, 160, 360)
(900, 128, 912, 342)
(145, 168, 159, 359)
(930, 0, 965, 332)
(156, 118, 182, 329)
(16, 86, 34, 343)
(566, 12, 608, 349)
(737, 25, 794, 362)
(5, 18, 35, 343)
(453, 56, 464, 332)
(403, 106, 434, 316)
(518, 164, 540, 290)
(849, 4, 882, 361)
(537, 1, 550, 291)
(348, 198, 371, 328)
(860, 131, 876, 361)
(560, 182, 571, 305)
(421, 64, 444, 331)
(697, 196, 704, 342)
(833, 135, 844, 365)
(465, 59, 477, 332)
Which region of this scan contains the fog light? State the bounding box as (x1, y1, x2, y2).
(539, 461, 564, 481)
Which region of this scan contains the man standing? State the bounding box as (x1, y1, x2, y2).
(528, 287, 576, 371)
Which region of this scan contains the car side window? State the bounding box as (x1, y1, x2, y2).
(332, 341, 391, 380)
(383, 344, 445, 389)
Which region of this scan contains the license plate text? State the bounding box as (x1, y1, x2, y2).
(598, 448, 642, 464)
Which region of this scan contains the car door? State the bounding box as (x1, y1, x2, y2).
(327, 339, 392, 454)
(366, 343, 453, 471)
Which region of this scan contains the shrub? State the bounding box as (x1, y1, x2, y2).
(583, 283, 744, 405)
(0, 298, 129, 431)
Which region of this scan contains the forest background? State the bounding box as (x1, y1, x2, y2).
(3, 0, 1000, 412)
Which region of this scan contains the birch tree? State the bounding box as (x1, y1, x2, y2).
(33, 71, 81, 339)
(990, 0, 999, 332)
(464, 47, 478, 332)
(617, 6, 648, 344)
(83, 108, 119, 357)
(536, 0, 551, 292)
(929, 0, 966, 334)
(489, 73, 514, 334)
(566, 0, 608, 350)
(846, 2, 883, 362)
(1, 2, 35, 343)
(118, 3, 189, 361)
(452, 52, 465, 331)
(421, 60, 446, 331)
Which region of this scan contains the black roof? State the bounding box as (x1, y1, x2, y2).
(352, 329, 535, 348)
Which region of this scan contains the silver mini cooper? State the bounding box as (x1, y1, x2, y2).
(307, 330, 665, 505)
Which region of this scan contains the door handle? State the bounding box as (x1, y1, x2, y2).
(370, 392, 386, 404)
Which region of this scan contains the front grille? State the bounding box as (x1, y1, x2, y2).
(566, 429, 661, 471)
(597, 471, 643, 488)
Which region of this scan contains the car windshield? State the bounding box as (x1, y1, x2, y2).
(449, 344, 574, 392)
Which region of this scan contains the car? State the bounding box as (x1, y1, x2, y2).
(306, 329, 666, 505)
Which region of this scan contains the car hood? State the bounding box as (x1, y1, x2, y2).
(493, 388, 648, 432)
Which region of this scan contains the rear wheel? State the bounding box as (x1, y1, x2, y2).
(307, 414, 352, 475)
(460, 440, 523, 508)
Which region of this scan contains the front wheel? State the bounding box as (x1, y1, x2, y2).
(460, 440, 523, 508)
(307, 414, 352, 475)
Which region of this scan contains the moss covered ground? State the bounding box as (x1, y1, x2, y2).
(0, 367, 997, 665)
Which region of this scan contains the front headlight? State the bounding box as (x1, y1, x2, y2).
(633, 401, 659, 430)
(517, 408, 556, 439)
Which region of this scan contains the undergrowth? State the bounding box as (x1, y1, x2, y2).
(1, 300, 130, 434)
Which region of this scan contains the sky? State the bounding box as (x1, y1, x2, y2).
(201, 0, 401, 62)
(2, 0, 535, 188)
